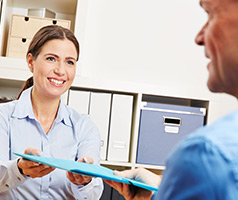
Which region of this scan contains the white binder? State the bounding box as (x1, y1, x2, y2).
(89, 92, 111, 160)
(68, 90, 90, 114)
(107, 94, 133, 162)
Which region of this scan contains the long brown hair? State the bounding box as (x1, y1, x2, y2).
(17, 76, 34, 99)
(27, 25, 79, 60)
(17, 25, 80, 99)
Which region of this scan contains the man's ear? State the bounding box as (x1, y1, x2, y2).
(27, 53, 34, 73)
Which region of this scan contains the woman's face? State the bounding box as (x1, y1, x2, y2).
(28, 39, 77, 99)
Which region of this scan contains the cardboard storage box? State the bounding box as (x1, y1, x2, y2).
(7, 37, 31, 58)
(6, 14, 71, 58)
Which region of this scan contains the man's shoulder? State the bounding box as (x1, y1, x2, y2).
(179, 109, 238, 162)
(161, 110, 238, 199)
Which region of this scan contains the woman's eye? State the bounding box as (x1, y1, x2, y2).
(46, 57, 55, 62)
(67, 60, 75, 65)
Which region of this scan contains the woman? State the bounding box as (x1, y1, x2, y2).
(0, 25, 103, 199)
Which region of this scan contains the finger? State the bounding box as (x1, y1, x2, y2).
(108, 180, 124, 192)
(67, 172, 84, 185)
(114, 169, 136, 179)
(73, 157, 94, 184)
(24, 147, 42, 156)
(68, 172, 92, 185)
(104, 180, 134, 200)
(23, 164, 49, 175)
(24, 164, 54, 178)
(135, 188, 153, 200)
(77, 156, 94, 164)
(104, 179, 121, 189)
(74, 174, 84, 184)
(103, 179, 112, 185)
(81, 175, 92, 183)
(66, 171, 76, 182)
(18, 158, 41, 169)
(30, 166, 55, 178)
(122, 183, 133, 198)
(74, 173, 92, 184)
(104, 180, 117, 188)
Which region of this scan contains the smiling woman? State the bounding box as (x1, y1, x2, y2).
(28, 38, 77, 100)
(0, 25, 103, 200)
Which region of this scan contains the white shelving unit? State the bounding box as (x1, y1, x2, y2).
(0, 0, 88, 75)
(0, 0, 77, 54)
(0, 67, 209, 173)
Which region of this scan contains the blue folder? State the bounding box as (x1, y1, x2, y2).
(14, 152, 158, 192)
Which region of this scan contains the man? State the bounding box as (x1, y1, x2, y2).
(104, 0, 238, 199)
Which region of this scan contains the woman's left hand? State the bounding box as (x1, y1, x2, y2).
(66, 156, 93, 186)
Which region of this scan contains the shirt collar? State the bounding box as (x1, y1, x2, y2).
(55, 100, 72, 127)
(12, 87, 72, 127)
(12, 86, 35, 119)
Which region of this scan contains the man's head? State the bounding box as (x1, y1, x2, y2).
(195, 0, 238, 98)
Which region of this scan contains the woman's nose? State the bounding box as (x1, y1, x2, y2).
(54, 62, 65, 75)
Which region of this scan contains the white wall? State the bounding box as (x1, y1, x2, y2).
(78, 0, 237, 124)
(81, 0, 207, 87)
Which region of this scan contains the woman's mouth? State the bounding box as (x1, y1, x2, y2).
(48, 78, 65, 85)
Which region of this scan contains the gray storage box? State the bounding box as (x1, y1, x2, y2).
(136, 102, 206, 166)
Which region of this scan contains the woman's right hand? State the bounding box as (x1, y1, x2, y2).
(17, 147, 55, 178)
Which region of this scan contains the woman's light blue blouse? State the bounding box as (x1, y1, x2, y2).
(0, 87, 103, 200)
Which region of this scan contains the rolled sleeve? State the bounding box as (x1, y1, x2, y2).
(0, 159, 28, 192)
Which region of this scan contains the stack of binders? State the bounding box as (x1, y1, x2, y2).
(68, 89, 134, 162)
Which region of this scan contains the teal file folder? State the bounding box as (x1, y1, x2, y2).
(14, 153, 158, 192)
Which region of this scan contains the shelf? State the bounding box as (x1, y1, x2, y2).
(0, 0, 84, 57)
(72, 76, 211, 101)
(0, 78, 23, 87)
(0, 56, 31, 81)
(100, 161, 132, 168)
(134, 163, 166, 171)
(0, 61, 211, 104)
(9, 0, 77, 15)
(100, 161, 166, 171)
(0, 56, 26, 69)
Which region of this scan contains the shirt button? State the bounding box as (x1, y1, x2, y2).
(17, 177, 21, 181)
(5, 184, 9, 188)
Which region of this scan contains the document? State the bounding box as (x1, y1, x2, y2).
(14, 153, 158, 192)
